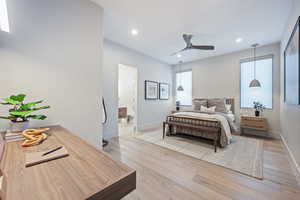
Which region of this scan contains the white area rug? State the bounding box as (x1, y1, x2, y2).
(135, 130, 263, 179)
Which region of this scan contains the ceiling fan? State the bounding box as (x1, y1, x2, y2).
(171, 34, 215, 56)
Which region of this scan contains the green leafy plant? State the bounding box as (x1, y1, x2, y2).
(253, 101, 265, 112)
(0, 94, 50, 122)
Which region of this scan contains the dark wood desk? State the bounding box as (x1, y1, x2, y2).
(0, 126, 136, 200)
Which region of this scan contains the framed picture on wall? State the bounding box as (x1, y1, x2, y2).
(159, 83, 169, 100)
(284, 16, 300, 105)
(145, 80, 158, 100)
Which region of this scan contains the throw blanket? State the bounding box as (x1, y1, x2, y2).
(166, 111, 238, 147)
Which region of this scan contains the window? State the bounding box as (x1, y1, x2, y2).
(176, 70, 192, 106)
(0, 0, 10, 32)
(240, 56, 273, 109)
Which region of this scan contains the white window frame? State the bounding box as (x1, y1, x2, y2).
(0, 0, 10, 32)
(240, 54, 273, 109)
(176, 70, 192, 106)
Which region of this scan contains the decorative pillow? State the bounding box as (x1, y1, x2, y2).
(225, 104, 232, 113)
(207, 98, 227, 113)
(200, 105, 216, 113)
(193, 99, 208, 110)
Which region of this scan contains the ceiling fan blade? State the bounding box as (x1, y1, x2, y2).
(170, 47, 189, 56)
(191, 45, 215, 50)
(183, 34, 193, 45)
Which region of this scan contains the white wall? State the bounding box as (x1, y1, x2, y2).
(0, 0, 103, 147)
(173, 43, 281, 138)
(280, 0, 300, 170)
(103, 40, 173, 139)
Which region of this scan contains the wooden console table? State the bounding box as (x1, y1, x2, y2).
(0, 126, 136, 200)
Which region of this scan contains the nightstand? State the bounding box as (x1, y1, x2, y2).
(240, 116, 268, 135)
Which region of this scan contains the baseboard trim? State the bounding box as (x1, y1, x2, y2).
(240, 129, 281, 139)
(268, 131, 281, 139)
(104, 132, 118, 140)
(138, 122, 162, 132)
(280, 134, 300, 185)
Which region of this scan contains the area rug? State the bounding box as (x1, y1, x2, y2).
(135, 131, 263, 179)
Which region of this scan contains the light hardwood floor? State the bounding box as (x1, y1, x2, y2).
(104, 129, 300, 200)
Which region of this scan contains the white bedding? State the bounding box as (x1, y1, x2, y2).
(173, 112, 233, 144)
(226, 113, 235, 122)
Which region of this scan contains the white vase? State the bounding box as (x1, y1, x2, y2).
(8, 121, 30, 132)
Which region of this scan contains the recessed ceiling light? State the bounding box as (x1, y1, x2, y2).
(0, 0, 10, 32)
(235, 37, 243, 43)
(177, 54, 182, 58)
(131, 29, 139, 36)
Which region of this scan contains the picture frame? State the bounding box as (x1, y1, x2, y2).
(145, 80, 158, 100)
(284, 16, 300, 105)
(159, 83, 170, 100)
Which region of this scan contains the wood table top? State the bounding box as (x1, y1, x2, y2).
(0, 126, 136, 200)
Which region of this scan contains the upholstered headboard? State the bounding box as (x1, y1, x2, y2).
(225, 98, 235, 114)
(193, 98, 235, 114)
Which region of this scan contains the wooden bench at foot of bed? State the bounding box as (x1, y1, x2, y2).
(163, 116, 221, 153)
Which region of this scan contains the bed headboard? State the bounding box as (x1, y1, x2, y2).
(225, 98, 235, 114)
(193, 98, 235, 114)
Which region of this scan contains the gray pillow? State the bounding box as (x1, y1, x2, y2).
(193, 99, 208, 110)
(207, 98, 226, 113)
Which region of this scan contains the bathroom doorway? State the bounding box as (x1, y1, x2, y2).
(118, 64, 138, 136)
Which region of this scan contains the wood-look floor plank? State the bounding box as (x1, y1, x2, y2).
(104, 133, 300, 200)
(107, 144, 204, 200)
(108, 138, 226, 200)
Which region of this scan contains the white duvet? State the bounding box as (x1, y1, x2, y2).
(173, 112, 233, 144)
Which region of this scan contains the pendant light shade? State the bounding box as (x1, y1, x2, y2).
(177, 60, 184, 91)
(249, 44, 261, 88)
(249, 79, 261, 87)
(177, 85, 184, 91)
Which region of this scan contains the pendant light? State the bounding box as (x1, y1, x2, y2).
(177, 61, 184, 91)
(249, 43, 261, 88)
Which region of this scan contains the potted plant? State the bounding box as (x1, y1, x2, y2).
(176, 101, 180, 111)
(253, 101, 265, 117)
(0, 94, 50, 132)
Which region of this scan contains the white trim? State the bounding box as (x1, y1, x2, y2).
(280, 134, 300, 184)
(104, 130, 118, 140)
(239, 128, 281, 139)
(267, 130, 281, 139)
(0, 0, 10, 32)
(138, 121, 162, 131)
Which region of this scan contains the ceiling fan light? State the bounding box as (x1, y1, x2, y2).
(131, 29, 139, 36)
(177, 85, 184, 91)
(249, 79, 261, 88)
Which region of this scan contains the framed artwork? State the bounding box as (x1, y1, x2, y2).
(284, 16, 300, 105)
(145, 80, 158, 100)
(159, 83, 169, 100)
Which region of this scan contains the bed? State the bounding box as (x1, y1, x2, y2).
(163, 98, 236, 152)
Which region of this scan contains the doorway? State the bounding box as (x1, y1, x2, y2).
(118, 64, 138, 136)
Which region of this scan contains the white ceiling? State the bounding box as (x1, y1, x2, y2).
(92, 0, 293, 64)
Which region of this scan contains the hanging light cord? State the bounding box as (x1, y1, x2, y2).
(177, 60, 183, 90)
(179, 61, 182, 86)
(254, 46, 256, 79)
